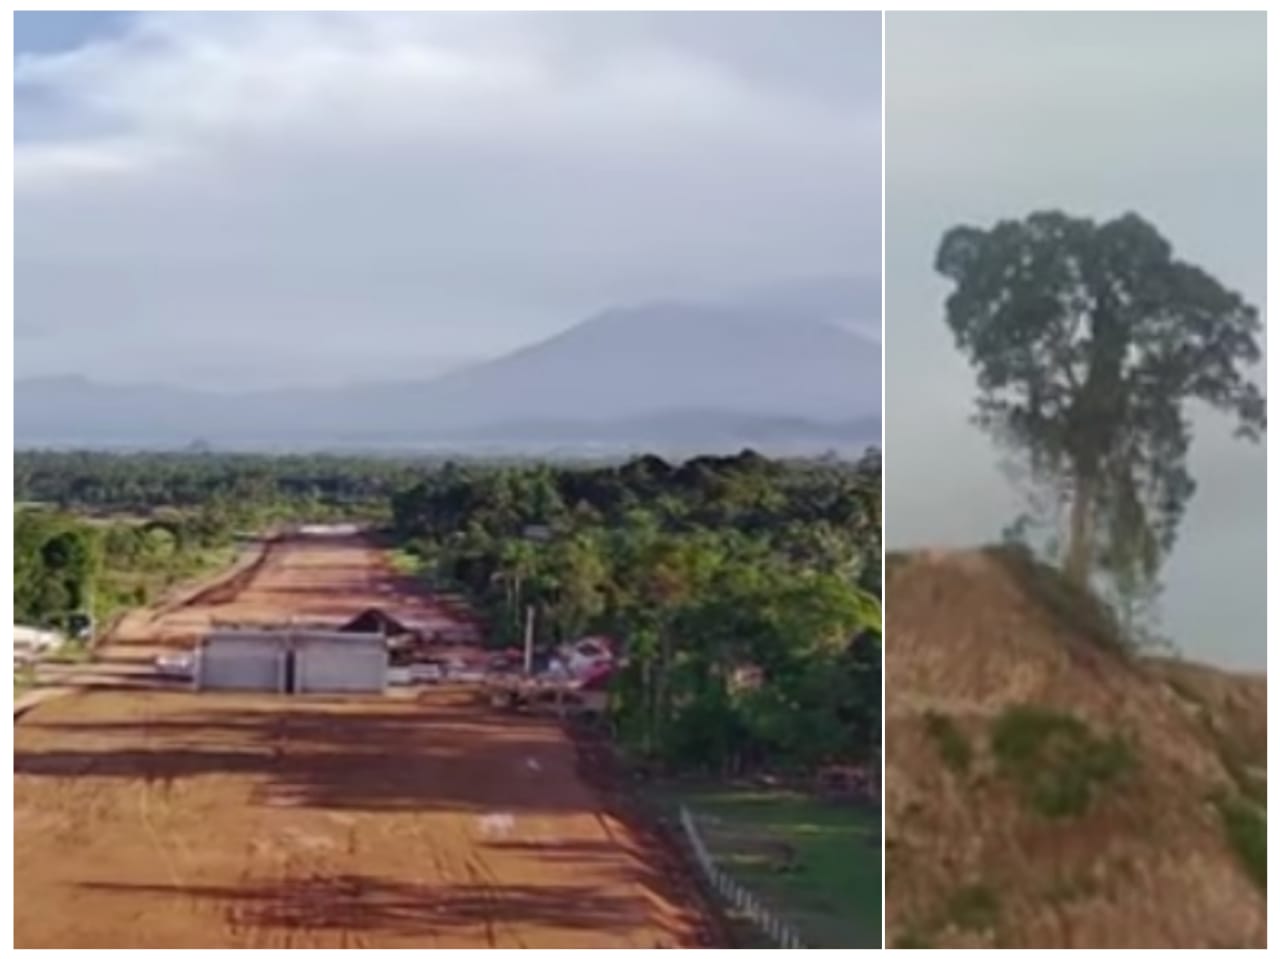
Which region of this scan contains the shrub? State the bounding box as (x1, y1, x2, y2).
(990, 706, 1134, 818)
(1214, 794, 1265, 891)
(923, 711, 972, 774)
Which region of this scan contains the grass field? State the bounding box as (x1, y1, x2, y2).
(95, 544, 239, 623)
(387, 547, 426, 575)
(651, 784, 882, 948)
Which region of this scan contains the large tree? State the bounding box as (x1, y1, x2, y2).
(936, 211, 1264, 591)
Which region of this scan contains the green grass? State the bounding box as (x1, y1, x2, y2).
(388, 548, 426, 575)
(652, 785, 881, 948)
(990, 706, 1134, 818)
(924, 711, 972, 775)
(1213, 793, 1266, 891)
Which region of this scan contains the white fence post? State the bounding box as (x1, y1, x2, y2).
(678, 804, 805, 949)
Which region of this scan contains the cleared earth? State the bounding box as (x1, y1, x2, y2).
(14, 534, 709, 948)
(884, 547, 1266, 949)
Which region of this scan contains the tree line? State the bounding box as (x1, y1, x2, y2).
(14, 450, 432, 520)
(14, 506, 239, 630)
(391, 449, 883, 775)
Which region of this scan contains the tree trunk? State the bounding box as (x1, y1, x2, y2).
(1063, 470, 1095, 588)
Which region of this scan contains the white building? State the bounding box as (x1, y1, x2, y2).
(194, 628, 387, 694)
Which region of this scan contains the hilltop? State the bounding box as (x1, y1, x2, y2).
(885, 547, 1265, 949)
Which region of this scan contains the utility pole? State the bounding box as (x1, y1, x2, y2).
(523, 604, 536, 676)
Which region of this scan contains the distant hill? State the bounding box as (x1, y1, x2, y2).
(16, 291, 880, 453)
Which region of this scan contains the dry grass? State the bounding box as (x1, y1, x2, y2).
(884, 548, 1267, 948)
(923, 711, 972, 775)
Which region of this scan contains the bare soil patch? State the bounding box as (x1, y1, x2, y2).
(14, 533, 708, 948)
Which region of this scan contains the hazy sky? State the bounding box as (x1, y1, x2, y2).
(885, 13, 1267, 670)
(15, 12, 881, 390)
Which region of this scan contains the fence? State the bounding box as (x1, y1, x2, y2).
(677, 805, 806, 949)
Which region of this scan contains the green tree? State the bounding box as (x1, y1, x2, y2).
(937, 211, 1265, 595)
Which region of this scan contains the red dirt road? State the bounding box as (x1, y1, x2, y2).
(14, 534, 707, 948)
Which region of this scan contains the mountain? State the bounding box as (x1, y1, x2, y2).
(16, 294, 880, 453)
(725, 273, 881, 339)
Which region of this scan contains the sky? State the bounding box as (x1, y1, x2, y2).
(885, 13, 1267, 670)
(14, 12, 882, 390)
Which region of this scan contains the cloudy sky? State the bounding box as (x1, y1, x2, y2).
(15, 12, 881, 390)
(885, 13, 1267, 670)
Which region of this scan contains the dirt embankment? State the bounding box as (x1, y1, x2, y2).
(885, 548, 1266, 949)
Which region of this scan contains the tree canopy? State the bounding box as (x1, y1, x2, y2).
(936, 210, 1265, 616)
(392, 449, 882, 773)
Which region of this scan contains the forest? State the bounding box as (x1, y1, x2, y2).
(391, 449, 883, 774)
(15, 450, 430, 520)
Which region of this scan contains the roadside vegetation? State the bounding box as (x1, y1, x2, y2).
(16, 449, 882, 777)
(14, 506, 239, 635)
(391, 449, 882, 775)
(650, 784, 881, 948)
(14, 450, 423, 636)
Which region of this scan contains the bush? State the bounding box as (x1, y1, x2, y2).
(923, 711, 972, 774)
(1214, 794, 1265, 891)
(990, 706, 1134, 818)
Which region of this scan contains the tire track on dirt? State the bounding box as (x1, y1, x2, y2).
(18, 532, 711, 948)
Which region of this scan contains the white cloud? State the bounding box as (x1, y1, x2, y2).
(16, 12, 881, 387)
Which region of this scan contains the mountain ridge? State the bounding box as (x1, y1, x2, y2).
(17, 289, 880, 452)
